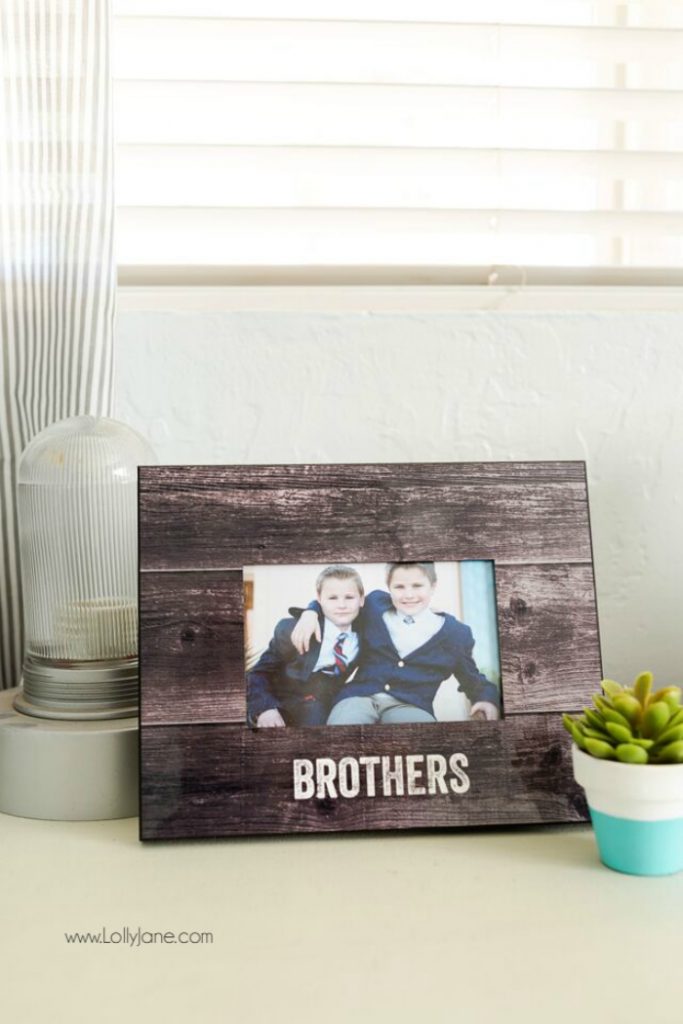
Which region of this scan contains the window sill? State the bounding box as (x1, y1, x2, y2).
(117, 281, 683, 314)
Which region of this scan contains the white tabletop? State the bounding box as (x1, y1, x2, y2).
(1, 813, 680, 1024)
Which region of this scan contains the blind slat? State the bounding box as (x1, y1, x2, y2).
(113, 19, 683, 86)
(112, 1, 683, 30)
(118, 207, 683, 234)
(117, 143, 683, 175)
(114, 82, 683, 149)
(116, 145, 683, 210)
(116, 207, 683, 270)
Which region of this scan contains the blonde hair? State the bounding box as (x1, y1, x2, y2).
(386, 562, 437, 586)
(315, 564, 364, 596)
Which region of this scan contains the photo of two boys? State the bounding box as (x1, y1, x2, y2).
(245, 561, 502, 729)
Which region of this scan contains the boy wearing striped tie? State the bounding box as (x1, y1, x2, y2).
(247, 565, 364, 728)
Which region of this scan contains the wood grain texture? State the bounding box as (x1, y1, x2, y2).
(138, 460, 602, 839)
(139, 462, 592, 571)
(496, 563, 602, 714)
(140, 715, 589, 840)
(141, 462, 587, 492)
(139, 560, 602, 726)
(140, 570, 245, 726)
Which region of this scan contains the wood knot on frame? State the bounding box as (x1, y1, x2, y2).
(509, 595, 529, 620)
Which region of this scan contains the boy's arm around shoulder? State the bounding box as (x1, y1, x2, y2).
(288, 602, 323, 654)
(365, 589, 391, 613)
(289, 595, 369, 654)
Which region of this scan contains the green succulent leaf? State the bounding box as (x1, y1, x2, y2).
(641, 701, 672, 739)
(630, 738, 655, 750)
(652, 724, 683, 748)
(601, 679, 624, 699)
(605, 721, 633, 744)
(613, 694, 642, 727)
(584, 708, 608, 731)
(651, 741, 683, 764)
(663, 693, 683, 714)
(615, 743, 649, 764)
(580, 726, 612, 742)
(668, 708, 683, 729)
(570, 724, 587, 749)
(601, 707, 632, 730)
(633, 672, 653, 705)
(563, 715, 586, 750)
(584, 738, 616, 759)
(650, 686, 682, 706)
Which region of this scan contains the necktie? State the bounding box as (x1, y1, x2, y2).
(403, 615, 415, 625)
(333, 632, 348, 675)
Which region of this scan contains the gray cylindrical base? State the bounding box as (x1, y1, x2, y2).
(0, 687, 138, 821)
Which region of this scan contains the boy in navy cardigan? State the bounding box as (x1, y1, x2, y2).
(247, 565, 364, 728)
(291, 562, 499, 725)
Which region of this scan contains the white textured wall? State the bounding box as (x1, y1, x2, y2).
(115, 304, 683, 688)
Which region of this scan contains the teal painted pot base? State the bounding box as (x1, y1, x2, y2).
(589, 809, 683, 876)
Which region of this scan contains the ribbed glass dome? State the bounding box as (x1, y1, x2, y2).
(16, 416, 156, 720)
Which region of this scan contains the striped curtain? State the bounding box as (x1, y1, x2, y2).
(0, 0, 115, 690)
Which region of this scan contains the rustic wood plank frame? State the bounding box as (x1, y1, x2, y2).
(139, 462, 602, 840)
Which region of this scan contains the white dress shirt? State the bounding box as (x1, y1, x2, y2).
(313, 619, 359, 673)
(383, 607, 444, 659)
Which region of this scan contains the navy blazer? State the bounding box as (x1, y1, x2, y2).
(246, 617, 359, 722)
(304, 590, 499, 715)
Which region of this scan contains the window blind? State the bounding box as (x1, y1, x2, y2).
(112, 1, 683, 282)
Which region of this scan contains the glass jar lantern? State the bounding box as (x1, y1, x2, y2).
(15, 416, 156, 720)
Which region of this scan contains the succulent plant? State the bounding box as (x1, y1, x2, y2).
(563, 672, 683, 764)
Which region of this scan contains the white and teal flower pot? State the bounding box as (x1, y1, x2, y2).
(572, 746, 683, 876)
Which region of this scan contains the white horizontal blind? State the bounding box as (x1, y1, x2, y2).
(112, 1, 683, 279)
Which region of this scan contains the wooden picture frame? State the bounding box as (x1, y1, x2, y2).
(138, 462, 602, 840)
